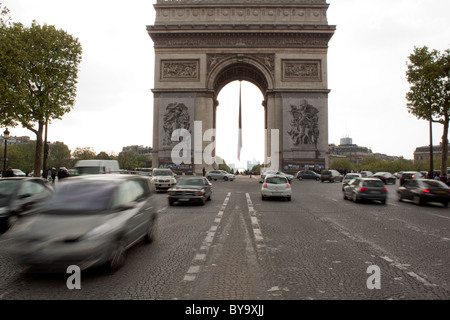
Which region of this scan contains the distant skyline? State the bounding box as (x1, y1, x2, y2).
(1, 0, 450, 168)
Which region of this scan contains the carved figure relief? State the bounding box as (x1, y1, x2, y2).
(283, 60, 321, 81)
(161, 60, 199, 80)
(287, 99, 320, 149)
(162, 102, 191, 146)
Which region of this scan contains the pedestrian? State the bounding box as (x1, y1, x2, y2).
(4, 168, 14, 177)
(51, 168, 57, 184)
(440, 173, 448, 185)
(202, 167, 206, 177)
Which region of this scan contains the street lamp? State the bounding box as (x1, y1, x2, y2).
(2, 128, 10, 177)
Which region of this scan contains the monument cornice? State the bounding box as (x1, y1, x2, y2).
(149, 30, 334, 49)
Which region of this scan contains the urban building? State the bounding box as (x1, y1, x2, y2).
(0, 136, 31, 145)
(414, 144, 450, 163)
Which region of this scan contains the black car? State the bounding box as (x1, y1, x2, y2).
(397, 179, 450, 207)
(372, 172, 396, 185)
(399, 171, 421, 186)
(0, 177, 53, 233)
(343, 177, 388, 204)
(167, 177, 212, 206)
(296, 170, 320, 181)
(7, 174, 158, 272)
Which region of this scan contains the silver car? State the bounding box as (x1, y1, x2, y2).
(261, 175, 292, 201)
(206, 170, 235, 181)
(7, 174, 158, 273)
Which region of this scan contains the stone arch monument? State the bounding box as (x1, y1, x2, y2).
(147, 0, 335, 175)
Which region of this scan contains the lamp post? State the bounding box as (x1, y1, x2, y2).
(2, 128, 10, 177)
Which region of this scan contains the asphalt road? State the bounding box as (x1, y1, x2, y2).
(0, 175, 449, 300)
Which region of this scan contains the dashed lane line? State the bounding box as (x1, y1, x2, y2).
(182, 192, 231, 282)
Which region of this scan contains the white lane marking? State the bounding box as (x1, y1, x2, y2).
(246, 193, 266, 251)
(182, 192, 231, 282)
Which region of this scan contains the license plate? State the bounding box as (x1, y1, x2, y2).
(436, 191, 446, 194)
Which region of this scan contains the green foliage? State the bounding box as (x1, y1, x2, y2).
(251, 163, 262, 174)
(72, 147, 96, 160)
(0, 5, 82, 175)
(118, 151, 138, 170)
(406, 46, 450, 174)
(330, 158, 355, 171)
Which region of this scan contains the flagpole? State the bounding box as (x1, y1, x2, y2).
(238, 81, 242, 161)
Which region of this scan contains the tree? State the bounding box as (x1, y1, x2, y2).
(48, 141, 71, 169)
(330, 158, 355, 171)
(118, 151, 138, 170)
(0, 5, 82, 177)
(406, 46, 450, 176)
(72, 147, 96, 161)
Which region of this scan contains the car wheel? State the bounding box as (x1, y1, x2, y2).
(207, 176, 212, 181)
(443, 202, 448, 208)
(397, 192, 403, 202)
(223, 176, 228, 181)
(144, 219, 156, 244)
(298, 177, 303, 181)
(380, 199, 386, 205)
(201, 197, 206, 205)
(343, 192, 348, 200)
(353, 192, 359, 203)
(413, 195, 423, 206)
(261, 195, 266, 201)
(168, 199, 175, 206)
(287, 196, 291, 201)
(316, 177, 320, 181)
(108, 238, 126, 272)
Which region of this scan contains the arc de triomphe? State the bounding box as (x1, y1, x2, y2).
(147, 0, 335, 175)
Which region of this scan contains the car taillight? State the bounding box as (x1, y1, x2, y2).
(382, 188, 388, 192)
(422, 189, 430, 194)
(359, 187, 368, 191)
(286, 184, 291, 188)
(263, 183, 268, 188)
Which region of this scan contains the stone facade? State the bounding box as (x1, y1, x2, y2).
(148, 0, 335, 174)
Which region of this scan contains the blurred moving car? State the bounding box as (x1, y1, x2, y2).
(167, 177, 212, 206)
(261, 175, 292, 201)
(206, 170, 235, 181)
(7, 174, 158, 272)
(12, 169, 26, 177)
(399, 171, 421, 186)
(343, 177, 388, 204)
(261, 170, 294, 182)
(151, 168, 177, 191)
(0, 177, 53, 233)
(73, 159, 120, 175)
(360, 171, 373, 178)
(296, 170, 320, 181)
(372, 172, 396, 185)
(397, 179, 450, 207)
(342, 173, 362, 190)
(320, 170, 343, 183)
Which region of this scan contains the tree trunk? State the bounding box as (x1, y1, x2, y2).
(34, 119, 44, 178)
(441, 113, 449, 177)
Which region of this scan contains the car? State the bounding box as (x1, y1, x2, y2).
(261, 175, 292, 201)
(342, 173, 362, 190)
(151, 168, 177, 191)
(320, 170, 343, 183)
(399, 171, 421, 186)
(343, 177, 388, 204)
(206, 170, 235, 181)
(397, 179, 450, 207)
(261, 170, 294, 182)
(360, 171, 373, 178)
(296, 170, 320, 181)
(372, 172, 396, 185)
(0, 177, 53, 233)
(167, 177, 212, 206)
(6, 174, 158, 273)
(12, 169, 26, 177)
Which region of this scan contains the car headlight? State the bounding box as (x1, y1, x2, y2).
(81, 222, 116, 241)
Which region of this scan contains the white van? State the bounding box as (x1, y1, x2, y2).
(74, 160, 120, 175)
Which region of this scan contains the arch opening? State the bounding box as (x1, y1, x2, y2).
(216, 80, 265, 172)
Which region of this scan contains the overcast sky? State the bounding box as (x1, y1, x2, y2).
(2, 0, 450, 168)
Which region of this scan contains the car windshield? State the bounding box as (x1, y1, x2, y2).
(41, 182, 116, 212)
(363, 180, 385, 187)
(344, 175, 359, 180)
(153, 170, 172, 176)
(177, 178, 204, 186)
(0, 180, 21, 197)
(266, 177, 288, 184)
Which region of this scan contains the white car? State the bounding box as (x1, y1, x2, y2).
(261, 175, 292, 201)
(151, 168, 177, 191)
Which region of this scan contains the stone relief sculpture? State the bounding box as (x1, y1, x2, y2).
(162, 102, 191, 146)
(162, 61, 198, 79)
(287, 99, 319, 149)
